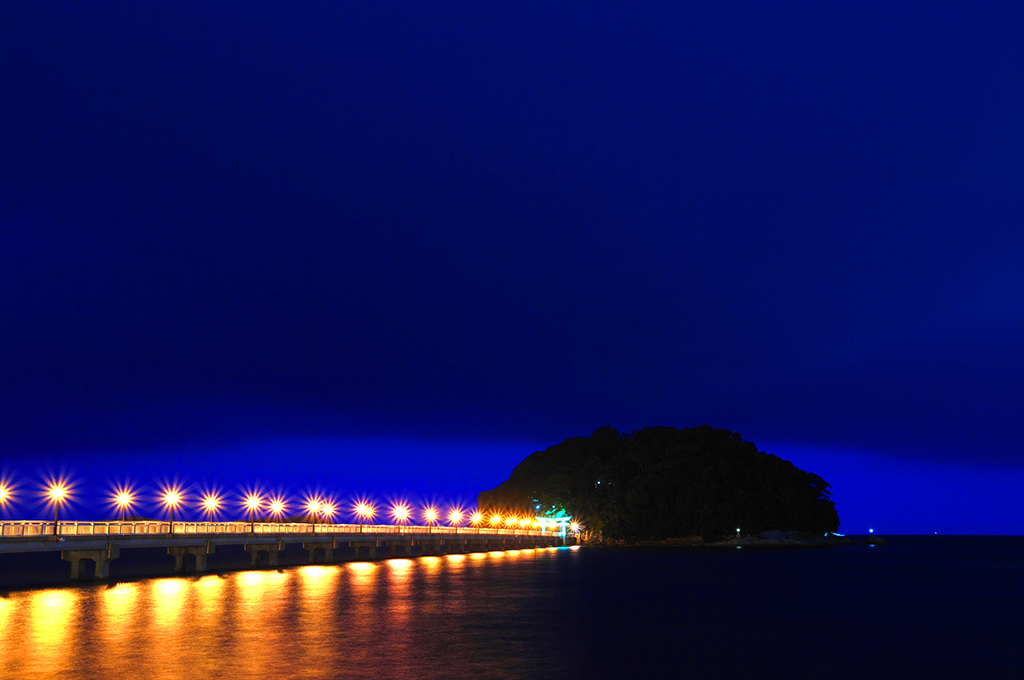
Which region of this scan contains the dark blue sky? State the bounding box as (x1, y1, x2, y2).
(2, 2, 1021, 533)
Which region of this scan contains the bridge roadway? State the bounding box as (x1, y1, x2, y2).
(0, 520, 563, 581)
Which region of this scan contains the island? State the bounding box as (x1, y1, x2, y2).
(479, 425, 842, 544)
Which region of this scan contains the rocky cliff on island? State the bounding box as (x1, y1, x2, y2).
(479, 425, 840, 543)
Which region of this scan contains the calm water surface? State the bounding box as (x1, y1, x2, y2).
(1, 538, 1021, 679)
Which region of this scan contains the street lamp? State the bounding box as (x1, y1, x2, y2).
(0, 481, 13, 513)
(489, 513, 502, 529)
(48, 483, 68, 536)
(391, 503, 410, 529)
(114, 488, 134, 522)
(447, 508, 463, 528)
(320, 501, 336, 528)
(201, 494, 221, 525)
(423, 506, 438, 533)
(470, 511, 483, 527)
(162, 488, 183, 534)
(355, 502, 375, 532)
(306, 498, 322, 534)
(269, 497, 287, 523)
(244, 494, 262, 534)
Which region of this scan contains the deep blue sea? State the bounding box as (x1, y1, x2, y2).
(1, 536, 1020, 679)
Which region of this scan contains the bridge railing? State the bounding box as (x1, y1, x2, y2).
(0, 520, 554, 538)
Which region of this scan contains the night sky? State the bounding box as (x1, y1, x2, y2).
(2, 2, 1021, 534)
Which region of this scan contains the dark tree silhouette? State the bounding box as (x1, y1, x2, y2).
(479, 425, 840, 542)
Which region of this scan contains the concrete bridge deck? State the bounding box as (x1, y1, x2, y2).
(0, 520, 565, 582)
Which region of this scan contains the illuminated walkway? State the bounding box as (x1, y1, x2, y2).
(0, 520, 563, 581)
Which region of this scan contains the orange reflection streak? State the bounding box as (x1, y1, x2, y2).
(0, 598, 19, 674)
(194, 574, 227, 626)
(99, 581, 139, 628)
(27, 590, 79, 673)
(295, 565, 340, 666)
(444, 552, 468, 575)
(384, 559, 414, 639)
(225, 570, 292, 677)
(421, 555, 442, 577)
(150, 578, 188, 635)
(344, 562, 380, 668)
(387, 558, 414, 575)
(94, 582, 141, 677)
(348, 560, 378, 579)
(298, 565, 337, 600)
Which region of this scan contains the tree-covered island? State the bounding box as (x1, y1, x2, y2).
(479, 425, 840, 543)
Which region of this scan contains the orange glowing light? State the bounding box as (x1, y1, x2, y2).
(162, 489, 182, 508)
(306, 498, 322, 515)
(570, 522, 580, 533)
(355, 502, 375, 519)
(48, 484, 68, 502)
(518, 517, 529, 528)
(320, 502, 336, 520)
(202, 495, 221, 513)
(489, 514, 501, 526)
(504, 516, 516, 527)
(447, 509, 464, 526)
(113, 487, 135, 520)
(244, 494, 262, 513)
(0, 484, 11, 505)
(470, 512, 483, 525)
(423, 507, 439, 524)
(391, 503, 410, 523)
(269, 498, 286, 517)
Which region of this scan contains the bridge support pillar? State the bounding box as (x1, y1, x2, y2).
(62, 544, 120, 580)
(168, 543, 215, 573)
(245, 541, 283, 567)
(385, 540, 412, 557)
(350, 541, 377, 560)
(303, 542, 334, 563)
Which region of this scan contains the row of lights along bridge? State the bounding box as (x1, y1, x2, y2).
(0, 480, 577, 536)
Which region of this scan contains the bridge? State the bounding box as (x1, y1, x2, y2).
(0, 520, 565, 582)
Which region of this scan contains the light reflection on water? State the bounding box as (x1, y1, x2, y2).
(1, 541, 1019, 678)
(28, 590, 78, 672)
(0, 548, 571, 680)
